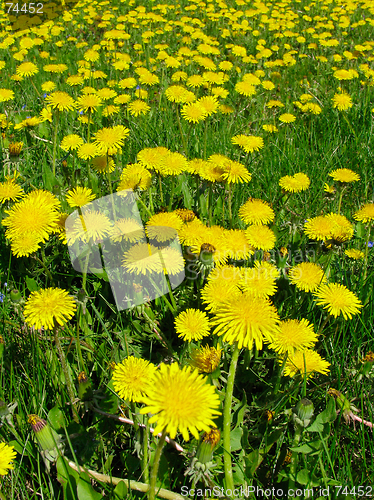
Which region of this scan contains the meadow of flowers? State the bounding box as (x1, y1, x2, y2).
(0, 0, 374, 497)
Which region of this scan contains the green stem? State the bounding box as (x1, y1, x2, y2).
(203, 119, 208, 160)
(136, 193, 153, 218)
(81, 252, 90, 293)
(288, 424, 302, 491)
(52, 110, 60, 176)
(75, 305, 86, 372)
(337, 185, 347, 215)
(158, 174, 164, 205)
(168, 176, 176, 211)
(54, 326, 79, 423)
(228, 183, 233, 228)
(130, 401, 139, 433)
(273, 352, 288, 396)
(175, 106, 187, 155)
(363, 222, 372, 282)
(142, 419, 150, 484)
(223, 343, 240, 492)
(34, 252, 54, 286)
(149, 428, 167, 500)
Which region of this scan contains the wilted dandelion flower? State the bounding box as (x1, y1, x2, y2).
(112, 357, 156, 402)
(279, 173, 310, 192)
(24, 288, 77, 330)
(267, 319, 318, 355)
(314, 283, 362, 319)
(354, 203, 374, 223)
(66, 187, 95, 208)
(329, 168, 360, 183)
(332, 92, 353, 111)
(239, 198, 275, 225)
(0, 443, 16, 476)
(345, 248, 364, 259)
(139, 363, 221, 441)
(289, 262, 326, 292)
(245, 225, 276, 250)
(231, 134, 264, 153)
(211, 292, 280, 350)
(191, 345, 222, 373)
(283, 349, 330, 378)
(175, 309, 211, 342)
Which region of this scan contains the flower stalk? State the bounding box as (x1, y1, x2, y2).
(222, 342, 240, 492)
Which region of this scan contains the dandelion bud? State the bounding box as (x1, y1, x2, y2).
(199, 243, 215, 267)
(293, 398, 314, 428)
(10, 289, 22, 303)
(28, 414, 61, 453)
(196, 428, 221, 464)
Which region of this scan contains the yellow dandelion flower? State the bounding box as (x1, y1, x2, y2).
(245, 225, 276, 251)
(239, 198, 275, 225)
(267, 319, 318, 355)
(175, 309, 211, 342)
(24, 288, 77, 330)
(139, 363, 221, 441)
(211, 292, 280, 350)
(66, 187, 95, 208)
(314, 283, 362, 319)
(289, 262, 326, 292)
(283, 349, 330, 378)
(112, 357, 156, 402)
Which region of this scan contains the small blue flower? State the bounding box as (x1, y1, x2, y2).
(43, 93, 48, 98)
(22, 105, 26, 109)
(0, 293, 4, 303)
(368, 241, 373, 248)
